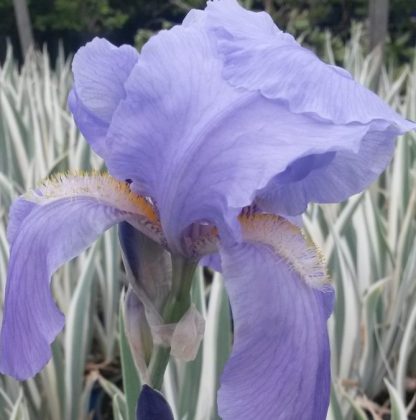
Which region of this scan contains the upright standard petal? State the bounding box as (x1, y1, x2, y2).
(204, 0, 415, 128)
(0, 174, 161, 380)
(104, 22, 370, 251)
(200, 0, 416, 215)
(68, 38, 139, 156)
(256, 129, 396, 215)
(218, 214, 334, 419)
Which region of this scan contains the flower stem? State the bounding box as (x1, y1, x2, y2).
(147, 347, 170, 390)
(148, 255, 197, 390)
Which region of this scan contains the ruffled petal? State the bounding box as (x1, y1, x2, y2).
(68, 38, 138, 156)
(104, 23, 371, 251)
(197, 0, 414, 214)
(218, 214, 334, 419)
(0, 174, 160, 380)
(70, 1, 414, 252)
(204, 0, 416, 129)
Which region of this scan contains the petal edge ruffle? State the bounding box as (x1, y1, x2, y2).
(204, 0, 416, 130)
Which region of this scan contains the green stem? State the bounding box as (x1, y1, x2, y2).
(148, 255, 197, 390)
(147, 347, 171, 390)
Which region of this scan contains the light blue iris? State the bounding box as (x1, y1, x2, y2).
(1, 1, 415, 419)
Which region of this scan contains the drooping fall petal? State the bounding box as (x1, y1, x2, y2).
(0, 174, 160, 379)
(218, 215, 334, 419)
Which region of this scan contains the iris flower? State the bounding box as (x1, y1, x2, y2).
(1, 0, 415, 418)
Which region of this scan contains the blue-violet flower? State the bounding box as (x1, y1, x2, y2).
(1, 1, 415, 419)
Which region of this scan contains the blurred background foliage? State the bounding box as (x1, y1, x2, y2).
(0, 0, 416, 64)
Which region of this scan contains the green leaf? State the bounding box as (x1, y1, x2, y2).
(119, 293, 142, 420)
(384, 379, 408, 420)
(64, 244, 98, 420)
